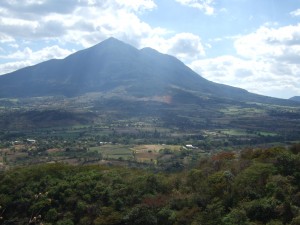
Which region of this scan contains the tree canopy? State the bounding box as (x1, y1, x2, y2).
(1, 145, 300, 224)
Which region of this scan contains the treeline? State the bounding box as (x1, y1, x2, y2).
(1, 144, 300, 225)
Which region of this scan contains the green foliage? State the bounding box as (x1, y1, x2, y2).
(275, 152, 300, 176)
(243, 198, 277, 223)
(157, 207, 176, 225)
(45, 208, 58, 222)
(57, 218, 74, 225)
(291, 216, 300, 225)
(93, 207, 122, 225)
(0, 146, 299, 224)
(290, 143, 300, 154)
(222, 208, 250, 225)
(234, 163, 276, 199)
(124, 205, 157, 225)
(198, 198, 225, 225)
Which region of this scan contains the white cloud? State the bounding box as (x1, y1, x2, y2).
(191, 55, 253, 85)
(168, 33, 206, 60)
(175, 0, 215, 15)
(0, 61, 32, 75)
(0, 0, 163, 73)
(191, 56, 300, 98)
(234, 24, 300, 60)
(190, 24, 300, 98)
(142, 33, 206, 62)
(290, 9, 300, 17)
(0, 0, 158, 45)
(0, 45, 74, 75)
(116, 0, 156, 12)
(0, 32, 15, 43)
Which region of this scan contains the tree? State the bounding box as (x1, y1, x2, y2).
(222, 208, 250, 225)
(234, 163, 275, 200)
(45, 208, 58, 223)
(56, 218, 74, 225)
(124, 205, 157, 225)
(244, 198, 277, 223)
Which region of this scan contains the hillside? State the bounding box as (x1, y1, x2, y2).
(290, 96, 300, 102)
(0, 38, 296, 106)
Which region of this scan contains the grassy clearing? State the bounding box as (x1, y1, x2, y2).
(221, 106, 266, 116)
(90, 144, 133, 160)
(221, 129, 250, 136)
(257, 131, 278, 136)
(5, 98, 19, 103)
(221, 129, 277, 137)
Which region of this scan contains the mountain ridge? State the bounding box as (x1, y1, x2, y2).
(290, 96, 300, 102)
(0, 37, 297, 106)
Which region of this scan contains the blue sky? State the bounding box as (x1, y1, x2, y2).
(0, 0, 300, 99)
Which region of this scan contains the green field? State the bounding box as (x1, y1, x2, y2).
(90, 144, 133, 160)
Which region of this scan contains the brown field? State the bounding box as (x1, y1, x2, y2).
(132, 144, 181, 152)
(132, 144, 181, 163)
(46, 148, 63, 153)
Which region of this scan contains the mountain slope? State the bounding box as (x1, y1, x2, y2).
(0, 37, 296, 105)
(290, 96, 300, 102)
(0, 38, 213, 97)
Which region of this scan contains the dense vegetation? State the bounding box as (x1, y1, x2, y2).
(1, 144, 300, 225)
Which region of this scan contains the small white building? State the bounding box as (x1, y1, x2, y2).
(26, 139, 36, 144)
(185, 144, 197, 149)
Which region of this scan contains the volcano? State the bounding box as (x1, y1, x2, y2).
(0, 37, 295, 105)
